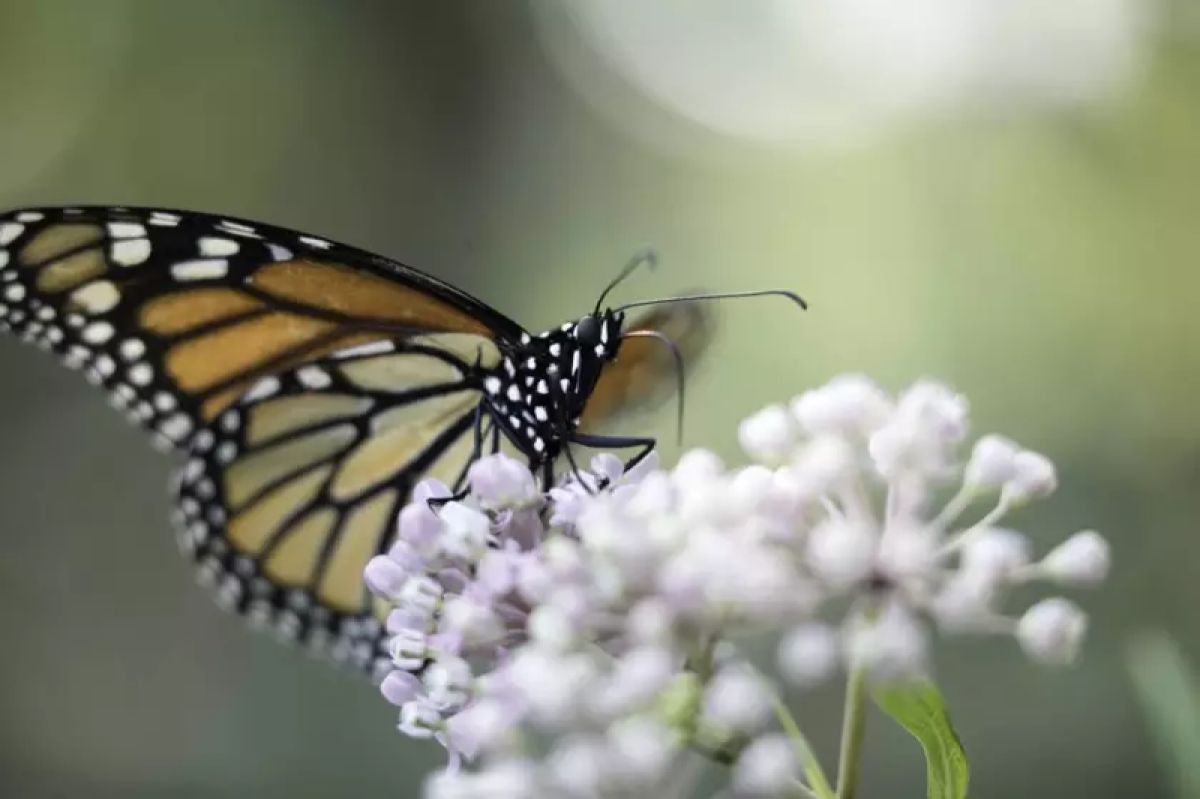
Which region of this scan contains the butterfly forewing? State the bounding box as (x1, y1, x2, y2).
(0, 206, 522, 449)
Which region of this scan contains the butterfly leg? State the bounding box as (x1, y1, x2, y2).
(568, 432, 657, 478)
(428, 409, 489, 512)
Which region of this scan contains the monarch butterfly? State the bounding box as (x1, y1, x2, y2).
(0, 205, 803, 676)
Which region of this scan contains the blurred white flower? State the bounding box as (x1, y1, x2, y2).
(733, 734, 800, 796)
(532, 0, 1153, 152)
(1039, 530, 1111, 587)
(702, 665, 775, 734)
(738, 404, 799, 465)
(1017, 598, 1088, 666)
(778, 623, 841, 687)
(964, 435, 1021, 488)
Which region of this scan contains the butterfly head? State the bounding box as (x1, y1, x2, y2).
(572, 308, 626, 362)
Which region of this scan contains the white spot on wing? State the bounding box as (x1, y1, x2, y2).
(120, 338, 146, 361)
(0, 251, 8, 270)
(299, 235, 331, 249)
(161, 413, 193, 441)
(15, 211, 43, 223)
(128, 363, 153, 386)
(245, 376, 280, 401)
(0, 223, 25, 246)
(94, 355, 116, 377)
(111, 238, 151, 267)
(218, 220, 260, 238)
(267, 243, 293, 261)
(297, 366, 332, 389)
(108, 222, 146, 239)
(484, 376, 502, 394)
(172, 258, 229, 281)
(149, 212, 181, 227)
(82, 321, 115, 344)
(199, 237, 240, 257)
(70, 280, 120, 314)
(4, 284, 25, 302)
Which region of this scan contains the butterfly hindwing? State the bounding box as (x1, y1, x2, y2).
(173, 337, 502, 673)
(0, 206, 523, 450)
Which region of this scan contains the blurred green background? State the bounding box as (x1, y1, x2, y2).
(0, 1, 1196, 796)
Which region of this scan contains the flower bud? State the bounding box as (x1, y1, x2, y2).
(960, 527, 1031, 582)
(1040, 530, 1110, 587)
(806, 519, 876, 588)
(398, 574, 443, 620)
(438, 502, 491, 561)
(895, 381, 969, 444)
(964, 434, 1020, 488)
(734, 734, 799, 796)
(594, 647, 675, 716)
(702, 666, 773, 734)
(380, 669, 422, 706)
(791, 374, 891, 438)
(547, 737, 609, 796)
(589, 452, 626, 485)
(398, 698, 442, 738)
(1003, 450, 1057, 504)
(397, 499, 443, 552)
(606, 717, 677, 785)
(388, 628, 430, 670)
(845, 603, 928, 679)
(441, 595, 505, 648)
(423, 655, 473, 708)
(468, 453, 539, 509)
(738, 404, 798, 464)
(672, 448, 724, 485)
(445, 698, 515, 760)
(364, 554, 410, 600)
(1017, 598, 1087, 666)
(778, 623, 840, 687)
(793, 435, 856, 493)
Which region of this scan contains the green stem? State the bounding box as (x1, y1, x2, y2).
(774, 698, 836, 799)
(836, 660, 869, 799)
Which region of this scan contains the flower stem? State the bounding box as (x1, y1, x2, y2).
(774, 698, 836, 799)
(835, 659, 869, 799)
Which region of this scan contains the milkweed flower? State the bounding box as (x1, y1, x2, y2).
(365, 375, 1110, 798)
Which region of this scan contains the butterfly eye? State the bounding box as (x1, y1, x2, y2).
(575, 314, 602, 347)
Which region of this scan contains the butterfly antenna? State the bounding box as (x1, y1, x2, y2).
(616, 288, 808, 314)
(595, 248, 658, 314)
(622, 329, 686, 445)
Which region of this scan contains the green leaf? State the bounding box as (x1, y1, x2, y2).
(1125, 632, 1200, 799)
(873, 680, 970, 799)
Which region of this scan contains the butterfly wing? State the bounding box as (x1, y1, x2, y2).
(579, 299, 714, 434)
(0, 206, 532, 673)
(173, 337, 505, 675)
(0, 206, 524, 449)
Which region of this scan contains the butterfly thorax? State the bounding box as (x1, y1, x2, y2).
(481, 309, 626, 460)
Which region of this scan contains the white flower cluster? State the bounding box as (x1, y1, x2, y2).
(365, 375, 1110, 798)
